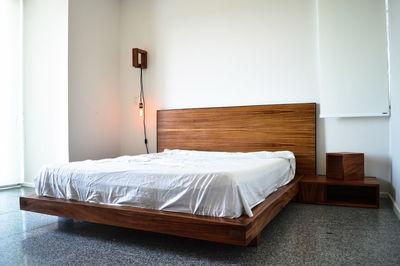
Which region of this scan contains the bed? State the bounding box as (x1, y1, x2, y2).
(20, 103, 316, 246)
(34, 149, 296, 219)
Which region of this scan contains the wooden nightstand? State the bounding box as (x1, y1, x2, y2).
(298, 176, 379, 208)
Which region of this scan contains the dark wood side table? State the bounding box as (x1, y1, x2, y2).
(298, 175, 379, 208)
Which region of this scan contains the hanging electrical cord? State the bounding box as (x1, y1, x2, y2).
(139, 67, 149, 154)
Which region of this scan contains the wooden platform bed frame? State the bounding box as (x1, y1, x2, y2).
(20, 103, 316, 246)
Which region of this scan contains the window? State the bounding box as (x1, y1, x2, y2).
(0, 0, 23, 186)
(318, 0, 390, 117)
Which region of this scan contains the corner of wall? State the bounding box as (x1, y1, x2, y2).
(388, 193, 400, 220)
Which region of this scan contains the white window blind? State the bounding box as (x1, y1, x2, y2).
(318, 0, 390, 118)
(0, 0, 23, 186)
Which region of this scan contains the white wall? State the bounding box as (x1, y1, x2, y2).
(120, 0, 319, 155)
(389, 0, 400, 214)
(23, 0, 69, 183)
(68, 0, 121, 161)
(0, 0, 23, 186)
(319, 117, 390, 187)
(119, 0, 391, 191)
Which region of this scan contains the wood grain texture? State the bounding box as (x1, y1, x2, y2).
(20, 175, 301, 246)
(299, 175, 379, 208)
(299, 183, 326, 203)
(132, 48, 147, 69)
(248, 234, 261, 247)
(242, 175, 300, 245)
(300, 176, 379, 186)
(157, 103, 316, 175)
(326, 153, 364, 180)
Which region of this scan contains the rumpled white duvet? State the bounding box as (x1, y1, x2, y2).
(34, 149, 295, 218)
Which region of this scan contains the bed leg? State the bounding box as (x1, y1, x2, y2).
(291, 194, 298, 202)
(249, 234, 261, 247)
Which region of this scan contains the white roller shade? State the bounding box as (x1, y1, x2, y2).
(318, 0, 390, 118)
(0, 0, 23, 186)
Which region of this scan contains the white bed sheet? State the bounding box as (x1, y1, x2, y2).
(34, 149, 295, 218)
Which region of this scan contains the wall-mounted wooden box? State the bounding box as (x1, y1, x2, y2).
(326, 152, 364, 180)
(132, 48, 147, 69)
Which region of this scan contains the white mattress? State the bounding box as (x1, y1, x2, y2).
(34, 149, 295, 218)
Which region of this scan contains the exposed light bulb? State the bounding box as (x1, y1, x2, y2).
(139, 102, 144, 117)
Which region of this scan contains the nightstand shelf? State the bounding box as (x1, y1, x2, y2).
(299, 176, 379, 208)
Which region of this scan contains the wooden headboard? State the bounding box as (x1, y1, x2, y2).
(157, 103, 316, 175)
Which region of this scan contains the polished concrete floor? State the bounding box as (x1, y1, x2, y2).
(0, 187, 399, 266)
